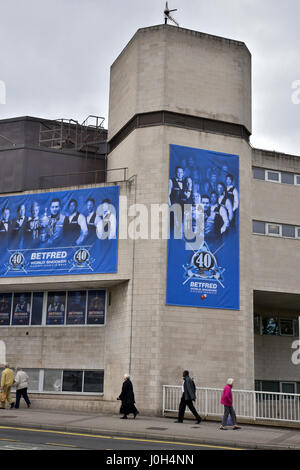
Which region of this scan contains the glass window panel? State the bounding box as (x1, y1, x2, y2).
(46, 292, 66, 325)
(31, 292, 44, 325)
(87, 290, 106, 325)
(22, 368, 40, 392)
(281, 172, 294, 184)
(295, 175, 300, 185)
(0, 293, 12, 326)
(253, 167, 265, 180)
(43, 369, 62, 392)
(262, 317, 279, 335)
(66, 291, 86, 325)
(83, 370, 104, 393)
(12, 293, 31, 326)
(254, 314, 261, 334)
(281, 383, 295, 394)
(280, 319, 294, 336)
(266, 171, 280, 182)
(296, 228, 300, 239)
(294, 319, 299, 337)
(282, 225, 295, 238)
(253, 220, 265, 234)
(62, 370, 83, 392)
(261, 381, 280, 393)
(267, 224, 280, 235)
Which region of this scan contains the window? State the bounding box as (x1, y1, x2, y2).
(266, 170, 280, 183)
(66, 291, 86, 325)
(0, 289, 106, 327)
(43, 369, 62, 392)
(46, 291, 66, 325)
(254, 314, 261, 334)
(281, 382, 296, 394)
(261, 381, 280, 393)
(282, 225, 295, 238)
(281, 172, 295, 184)
(266, 223, 281, 236)
(253, 220, 265, 235)
(83, 370, 104, 393)
(63, 370, 83, 392)
(12, 293, 31, 326)
(279, 319, 294, 336)
(0, 293, 12, 326)
(253, 167, 265, 180)
(31, 293, 44, 325)
(262, 317, 279, 335)
(37, 369, 104, 394)
(253, 167, 300, 186)
(296, 228, 300, 239)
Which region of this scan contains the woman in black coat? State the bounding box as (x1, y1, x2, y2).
(117, 374, 139, 419)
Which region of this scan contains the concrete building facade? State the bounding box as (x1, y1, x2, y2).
(0, 24, 299, 413)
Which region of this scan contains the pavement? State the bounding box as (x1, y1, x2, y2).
(1, 406, 300, 450)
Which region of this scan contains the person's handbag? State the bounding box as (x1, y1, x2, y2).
(222, 414, 233, 426)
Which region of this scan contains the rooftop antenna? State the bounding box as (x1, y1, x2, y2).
(164, 2, 179, 26)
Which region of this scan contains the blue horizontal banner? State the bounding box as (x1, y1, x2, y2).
(0, 186, 119, 277)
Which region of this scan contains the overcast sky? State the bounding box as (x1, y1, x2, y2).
(0, 0, 299, 155)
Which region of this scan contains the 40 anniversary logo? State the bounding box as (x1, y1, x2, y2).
(183, 241, 225, 289)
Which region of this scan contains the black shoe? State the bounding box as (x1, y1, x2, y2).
(195, 418, 202, 424)
(133, 411, 139, 419)
(174, 420, 183, 423)
(120, 415, 127, 419)
(10, 403, 15, 409)
(27, 403, 31, 408)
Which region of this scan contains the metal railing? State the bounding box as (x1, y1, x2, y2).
(163, 385, 300, 423)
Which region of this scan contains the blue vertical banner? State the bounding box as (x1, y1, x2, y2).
(0, 186, 119, 277)
(167, 144, 239, 310)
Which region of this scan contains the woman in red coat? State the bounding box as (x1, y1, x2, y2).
(219, 378, 241, 430)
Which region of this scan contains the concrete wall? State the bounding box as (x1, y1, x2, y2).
(108, 25, 252, 140)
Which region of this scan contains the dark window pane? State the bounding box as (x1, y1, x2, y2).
(87, 290, 106, 325)
(0, 293, 12, 326)
(262, 317, 279, 335)
(46, 292, 66, 325)
(62, 370, 83, 392)
(66, 291, 86, 325)
(253, 167, 265, 180)
(294, 319, 299, 337)
(281, 172, 294, 184)
(267, 224, 280, 235)
(84, 371, 104, 393)
(295, 175, 300, 185)
(31, 292, 44, 325)
(280, 319, 294, 335)
(267, 171, 280, 181)
(254, 314, 261, 334)
(253, 220, 265, 234)
(261, 381, 280, 393)
(281, 383, 295, 394)
(12, 293, 31, 325)
(282, 225, 295, 238)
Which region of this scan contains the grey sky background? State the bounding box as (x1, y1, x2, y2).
(0, 0, 299, 155)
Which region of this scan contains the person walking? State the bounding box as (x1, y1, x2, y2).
(175, 370, 202, 424)
(117, 374, 139, 419)
(0, 363, 15, 409)
(219, 378, 241, 430)
(14, 368, 31, 409)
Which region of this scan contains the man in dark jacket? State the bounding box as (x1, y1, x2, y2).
(175, 370, 202, 424)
